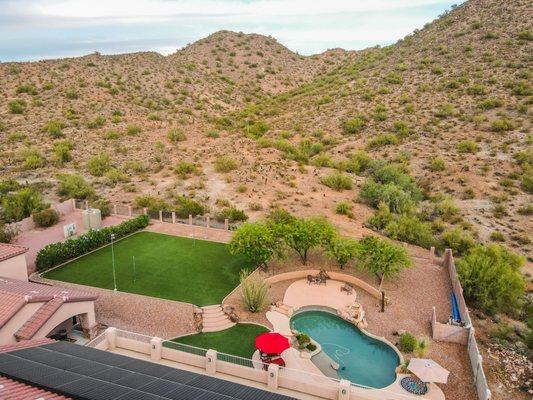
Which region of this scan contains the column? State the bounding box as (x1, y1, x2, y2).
(267, 363, 279, 390)
(205, 349, 217, 374)
(150, 337, 163, 361)
(106, 327, 117, 350)
(338, 379, 351, 400)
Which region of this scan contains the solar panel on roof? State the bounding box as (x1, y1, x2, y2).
(0, 341, 296, 400)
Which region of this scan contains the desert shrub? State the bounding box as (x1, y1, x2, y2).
(457, 140, 478, 153)
(479, 98, 503, 110)
(20, 148, 46, 170)
(392, 121, 412, 138)
(311, 153, 333, 168)
(359, 180, 415, 214)
(343, 151, 372, 174)
(398, 332, 418, 353)
(239, 270, 269, 313)
(517, 30, 533, 41)
(321, 172, 353, 191)
(1, 187, 44, 222)
(0, 223, 17, 243)
(428, 157, 446, 172)
(16, 84, 37, 95)
(35, 214, 149, 270)
(490, 231, 505, 242)
(42, 120, 65, 138)
(86, 115, 106, 129)
(365, 202, 393, 230)
(440, 227, 475, 255)
(53, 140, 73, 165)
(491, 119, 515, 132)
(57, 174, 95, 200)
(366, 134, 398, 150)
(126, 125, 142, 135)
(215, 207, 248, 222)
(385, 72, 402, 84)
(466, 84, 486, 95)
(342, 115, 366, 134)
(90, 199, 111, 218)
(244, 120, 269, 139)
(8, 99, 26, 114)
(134, 196, 169, 211)
(32, 208, 59, 227)
(174, 161, 197, 178)
(214, 155, 238, 173)
(385, 214, 435, 248)
(435, 103, 454, 118)
(87, 153, 111, 176)
(206, 130, 220, 138)
(65, 89, 78, 99)
(174, 196, 205, 218)
(373, 104, 388, 121)
(105, 169, 129, 187)
(457, 244, 525, 315)
(335, 201, 353, 216)
(167, 128, 186, 143)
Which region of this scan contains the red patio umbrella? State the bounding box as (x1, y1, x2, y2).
(255, 332, 290, 354)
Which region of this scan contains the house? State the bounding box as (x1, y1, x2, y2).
(0, 243, 98, 345)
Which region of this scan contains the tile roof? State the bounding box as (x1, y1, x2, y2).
(0, 278, 97, 340)
(15, 297, 66, 341)
(0, 243, 28, 262)
(0, 376, 72, 400)
(0, 337, 54, 353)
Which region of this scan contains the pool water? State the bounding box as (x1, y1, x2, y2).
(290, 310, 399, 388)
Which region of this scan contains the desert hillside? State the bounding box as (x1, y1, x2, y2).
(0, 0, 531, 259)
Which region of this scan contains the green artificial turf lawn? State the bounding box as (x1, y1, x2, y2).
(170, 324, 268, 359)
(44, 231, 252, 306)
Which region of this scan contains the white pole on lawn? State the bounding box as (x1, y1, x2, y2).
(133, 256, 136, 284)
(111, 233, 117, 292)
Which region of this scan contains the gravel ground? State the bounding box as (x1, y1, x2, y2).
(226, 250, 477, 400)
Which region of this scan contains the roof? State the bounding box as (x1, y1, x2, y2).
(0, 376, 72, 400)
(0, 339, 71, 400)
(0, 278, 97, 340)
(0, 341, 295, 400)
(0, 243, 28, 262)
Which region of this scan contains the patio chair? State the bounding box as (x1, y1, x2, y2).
(306, 275, 315, 285)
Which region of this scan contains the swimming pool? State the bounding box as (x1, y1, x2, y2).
(290, 310, 400, 388)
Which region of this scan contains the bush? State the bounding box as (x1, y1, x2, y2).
(1, 187, 44, 222)
(174, 161, 197, 178)
(126, 125, 142, 135)
(239, 270, 269, 313)
(342, 115, 366, 134)
(385, 214, 435, 249)
(8, 99, 26, 114)
(457, 244, 525, 315)
(366, 134, 398, 150)
(42, 120, 65, 138)
(440, 228, 475, 255)
(0, 223, 17, 243)
(214, 156, 238, 173)
(134, 196, 169, 211)
(87, 153, 111, 176)
(174, 197, 205, 218)
(321, 172, 353, 191)
(57, 174, 95, 199)
(295, 333, 311, 349)
(167, 128, 186, 143)
(90, 199, 111, 218)
(491, 119, 515, 132)
(457, 140, 478, 154)
(490, 231, 505, 242)
(428, 157, 446, 172)
(335, 201, 353, 216)
(398, 332, 418, 353)
(32, 208, 59, 227)
(35, 214, 149, 271)
(53, 140, 73, 165)
(215, 207, 248, 223)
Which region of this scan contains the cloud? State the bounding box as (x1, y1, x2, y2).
(0, 0, 460, 61)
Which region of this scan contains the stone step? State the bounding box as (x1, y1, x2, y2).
(202, 321, 235, 333)
(202, 307, 223, 315)
(202, 304, 222, 311)
(203, 314, 229, 324)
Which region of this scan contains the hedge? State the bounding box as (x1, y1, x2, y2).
(36, 214, 149, 271)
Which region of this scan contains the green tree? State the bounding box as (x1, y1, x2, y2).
(228, 222, 283, 270)
(457, 244, 525, 315)
(326, 236, 359, 269)
(279, 217, 337, 265)
(355, 236, 411, 290)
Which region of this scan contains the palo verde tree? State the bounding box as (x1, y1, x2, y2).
(326, 235, 359, 269)
(277, 216, 337, 265)
(228, 221, 283, 270)
(457, 244, 525, 316)
(355, 236, 411, 291)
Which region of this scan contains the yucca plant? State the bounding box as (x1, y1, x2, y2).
(239, 270, 269, 313)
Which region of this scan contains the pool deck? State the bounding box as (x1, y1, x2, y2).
(266, 278, 445, 400)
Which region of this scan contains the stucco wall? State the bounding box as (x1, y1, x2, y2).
(0, 254, 28, 281)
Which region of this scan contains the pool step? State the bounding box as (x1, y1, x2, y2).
(201, 305, 235, 333)
(275, 303, 293, 317)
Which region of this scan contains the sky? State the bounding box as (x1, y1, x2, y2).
(0, 0, 462, 62)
